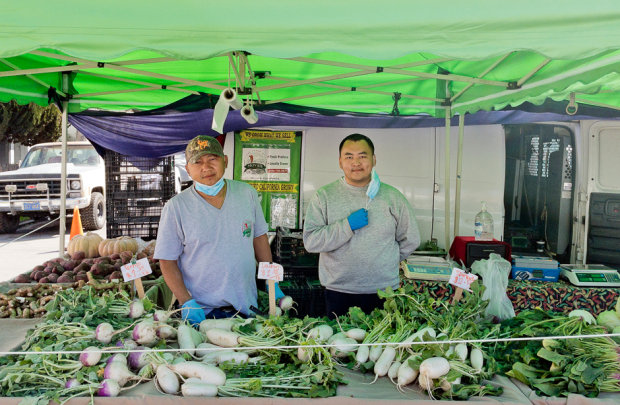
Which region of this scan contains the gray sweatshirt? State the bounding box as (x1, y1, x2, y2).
(303, 177, 420, 294)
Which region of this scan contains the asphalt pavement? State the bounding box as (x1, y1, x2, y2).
(0, 217, 106, 283)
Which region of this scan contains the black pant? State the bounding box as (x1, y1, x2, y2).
(325, 289, 384, 320)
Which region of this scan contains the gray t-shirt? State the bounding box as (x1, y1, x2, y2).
(303, 178, 420, 294)
(154, 179, 268, 316)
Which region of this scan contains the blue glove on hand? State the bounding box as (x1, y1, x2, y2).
(181, 299, 206, 326)
(348, 208, 368, 231)
(266, 282, 286, 300)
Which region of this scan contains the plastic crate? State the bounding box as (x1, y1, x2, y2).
(280, 266, 319, 280)
(306, 278, 326, 318)
(279, 279, 312, 318)
(107, 220, 160, 241)
(274, 227, 320, 267)
(104, 151, 175, 240)
(511, 266, 561, 282)
(106, 198, 165, 223)
(105, 152, 175, 199)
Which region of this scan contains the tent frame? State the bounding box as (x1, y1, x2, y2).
(2, 48, 619, 255)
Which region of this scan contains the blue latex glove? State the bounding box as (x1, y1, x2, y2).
(348, 208, 368, 231)
(181, 299, 206, 326)
(266, 282, 286, 300)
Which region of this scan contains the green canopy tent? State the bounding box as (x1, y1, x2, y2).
(3, 0, 620, 253)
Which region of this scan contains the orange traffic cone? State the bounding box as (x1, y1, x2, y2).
(70, 207, 84, 240)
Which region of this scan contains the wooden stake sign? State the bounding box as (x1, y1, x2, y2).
(121, 257, 152, 300)
(258, 262, 284, 316)
(448, 267, 478, 304)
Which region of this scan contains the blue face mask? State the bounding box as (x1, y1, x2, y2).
(195, 177, 225, 196)
(366, 168, 381, 206)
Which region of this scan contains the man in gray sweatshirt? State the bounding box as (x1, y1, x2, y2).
(303, 133, 420, 319)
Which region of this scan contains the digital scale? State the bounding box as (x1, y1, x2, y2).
(401, 256, 452, 282)
(560, 264, 620, 287)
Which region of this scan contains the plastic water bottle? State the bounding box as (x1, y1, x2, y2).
(474, 201, 494, 241)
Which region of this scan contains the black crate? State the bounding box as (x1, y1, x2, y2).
(107, 220, 160, 241)
(279, 279, 312, 318)
(274, 227, 320, 267)
(107, 198, 165, 223)
(105, 151, 175, 240)
(306, 278, 326, 318)
(105, 152, 175, 199)
(281, 266, 319, 280)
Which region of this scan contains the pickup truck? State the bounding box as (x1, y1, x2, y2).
(0, 141, 105, 234)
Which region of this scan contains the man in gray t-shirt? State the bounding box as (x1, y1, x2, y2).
(303, 134, 420, 319)
(154, 136, 273, 324)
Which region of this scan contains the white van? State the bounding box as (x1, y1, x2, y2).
(223, 121, 619, 268)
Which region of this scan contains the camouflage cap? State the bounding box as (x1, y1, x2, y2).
(185, 135, 224, 163)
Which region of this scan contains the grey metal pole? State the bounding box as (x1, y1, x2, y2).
(58, 73, 69, 257)
(444, 106, 451, 252)
(454, 114, 465, 237)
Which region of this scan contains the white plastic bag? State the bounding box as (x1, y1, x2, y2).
(471, 253, 515, 321)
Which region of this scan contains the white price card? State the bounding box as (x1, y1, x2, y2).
(258, 262, 284, 282)
(121, 258, 152, 282)
(448, 268, 479, 292)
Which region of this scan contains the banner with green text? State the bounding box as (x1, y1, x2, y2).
(234, 130, 302, 231)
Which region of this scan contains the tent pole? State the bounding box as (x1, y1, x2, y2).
(58, 73, 69, 258)
(454, 114, 465, 238)
(444, 104, 451, 252)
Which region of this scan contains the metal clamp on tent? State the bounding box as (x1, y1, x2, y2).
(566, 92, 578, 115)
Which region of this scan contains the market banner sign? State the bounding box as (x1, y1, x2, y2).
(240, 131, 297, 142)
(246, 183, 299, 193)
(234, 130, 303, 231)
(241, 147, 291, 182)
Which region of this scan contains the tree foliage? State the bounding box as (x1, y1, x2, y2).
(0, 100, 61, 146)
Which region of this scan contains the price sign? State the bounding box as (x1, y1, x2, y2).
(448, 268, 478, 292)
(121, 258, 152, 282)
(258, 262, 284, 282)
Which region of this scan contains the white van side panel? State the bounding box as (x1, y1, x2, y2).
(434, 125, 505, 247)
(302, 127, 436, 241)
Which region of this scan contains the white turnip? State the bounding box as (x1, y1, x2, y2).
(307, 325, 334, 341)
(79, 347, 102, 367)
(132, 319, 157, 345)
(156, 364, 180, 394)
(205, 328, 240, 348)
(181, 382, 218, 397)
(166, 362, 226, 386)
(177, 324, 196, 355)
(346, 328, 367, 342)
(97, 379, 121, 397)
(419, 357, 450, 379)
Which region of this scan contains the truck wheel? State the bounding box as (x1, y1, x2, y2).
(80, 192, 105, 231)
(0, 213, 20, 234)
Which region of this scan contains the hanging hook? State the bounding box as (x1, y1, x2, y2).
(566, 92, 578, 115)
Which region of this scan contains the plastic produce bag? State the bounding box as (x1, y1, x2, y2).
(471, 253, 515, 321)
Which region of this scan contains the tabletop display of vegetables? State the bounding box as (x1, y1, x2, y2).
(12, 236, 162, 285)
(2, 280, 620, 403)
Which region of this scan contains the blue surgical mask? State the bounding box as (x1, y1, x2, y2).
(366, 168, 381, 205)
(195, 177, 225, 196)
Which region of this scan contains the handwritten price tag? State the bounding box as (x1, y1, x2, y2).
(448, 268, 478, 292)
(257, 262, 284, 282)
(121, 258, 152, 283)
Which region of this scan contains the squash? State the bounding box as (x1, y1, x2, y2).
(98, 236, 139, 257)
(142, 240, 156, 256)
(67, 232, 103, 258)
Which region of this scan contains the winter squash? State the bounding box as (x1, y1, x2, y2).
(142, 240, 156, 256)
(98, 236, 139, 257)
(67, 232, 103, 258)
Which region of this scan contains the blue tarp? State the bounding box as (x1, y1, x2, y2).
(68, 94, 619, 158)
